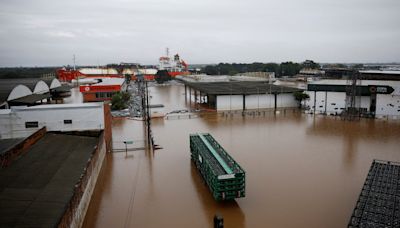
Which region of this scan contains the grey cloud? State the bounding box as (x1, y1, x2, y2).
(0, 0, 399, 66)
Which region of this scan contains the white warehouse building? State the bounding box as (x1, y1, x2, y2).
(181, 81, 302, 111)
(305, 79, 400, 118)
(0, 102, 108, 139)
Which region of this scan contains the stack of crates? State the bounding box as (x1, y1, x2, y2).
(348, 160, 400, 227)
(190, 133, 245, 201)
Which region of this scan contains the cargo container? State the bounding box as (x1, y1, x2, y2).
(190, 133, 245, 201)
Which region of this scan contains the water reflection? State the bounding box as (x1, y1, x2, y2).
(306, 116, 400, 167)
(190, 162, 246, 227)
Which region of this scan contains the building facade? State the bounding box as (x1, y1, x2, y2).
(79, 78, 126, 102)
(305, 79, 400, 118)
(0, 103, 109, 139)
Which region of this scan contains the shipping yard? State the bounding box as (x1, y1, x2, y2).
(1, 0, 400, 227)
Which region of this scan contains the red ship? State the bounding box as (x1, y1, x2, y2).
(158, 48, 189, 77)
(57, 50, 189, 82)
(57, 65, 157, 82)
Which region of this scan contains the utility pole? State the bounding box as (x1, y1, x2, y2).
(145, 81, 153, 149)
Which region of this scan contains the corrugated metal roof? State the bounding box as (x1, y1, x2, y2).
(8, 93, 51, 105)
(0, 78, 59, 103)
(360, 70, 400, 75)
(51, 84, 71, 93)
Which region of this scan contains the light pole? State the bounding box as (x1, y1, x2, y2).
(257, 87, 260, 114)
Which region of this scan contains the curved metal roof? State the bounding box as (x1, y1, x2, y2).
(7, 85, 32, 101)
(33, 80, 50, 94)
(0, 78, 61, 104)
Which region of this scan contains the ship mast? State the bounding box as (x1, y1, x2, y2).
(73, 54, 76, 71)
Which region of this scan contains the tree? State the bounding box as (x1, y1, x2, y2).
(302, 60, 320, 69)
(111, 91, 131, 110)
(280, 62, 302, 76)
(293, 91, 310, 108)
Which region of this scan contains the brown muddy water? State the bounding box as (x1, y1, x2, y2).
(83, 83, 400, 228)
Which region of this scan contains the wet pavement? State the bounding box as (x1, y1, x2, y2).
(82, 83, 400, 228)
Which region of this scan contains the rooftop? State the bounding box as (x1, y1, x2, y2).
(308, 79, 400, 86)
(182, 81, 302, 95)
(0, 78, 65, 105)
(348, 160, 400, 227)
(0, 138, 24, 155)
(8, 93, 52, 106)
(0, 133, 98, 227)
(8, 102, 104, 112)
(359, 70, 400, 75)
(95, 78, 125, 86)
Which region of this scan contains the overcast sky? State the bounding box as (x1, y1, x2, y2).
(0, 0, 399, 66)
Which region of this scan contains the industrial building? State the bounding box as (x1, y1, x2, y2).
(305, 79, 400, 118)
(0, 102, 111, 139)
(0, 78, 70, 108)
(0, 100, 113, 227)
(181, 80, 302, 111)
(0, 129, 109, 227)
(359, 70, 400, 80)
(79, 78, 127, 102)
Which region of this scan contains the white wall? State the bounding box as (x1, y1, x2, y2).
(0, 103, 105, 139)
(276, 94, 298, 108)
(217, 95, 243, 111)
(326, 92, 346, 114)
(217, 93, 298, 111)
(306, 91, 346, 114)
(306, 91, 328, 113)
(376, 94, 400, 117)
(245, 94, 275, 109)
(359, 96, 371, 110)
(306, 91, 400, 117)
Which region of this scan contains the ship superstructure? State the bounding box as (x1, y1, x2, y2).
(158, 48, 189, 77)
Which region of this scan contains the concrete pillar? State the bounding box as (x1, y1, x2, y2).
(189, 87, 192, 108)
(325, 91, 328, 114)
(314, 91, 316, 114)
(199, 91, 202, 103)
(184, 84, 187, 102)
(242, 94, 246, 111)
(194, 90, 198, 109)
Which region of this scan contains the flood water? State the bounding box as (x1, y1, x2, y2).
(83, 83, 400, 228)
